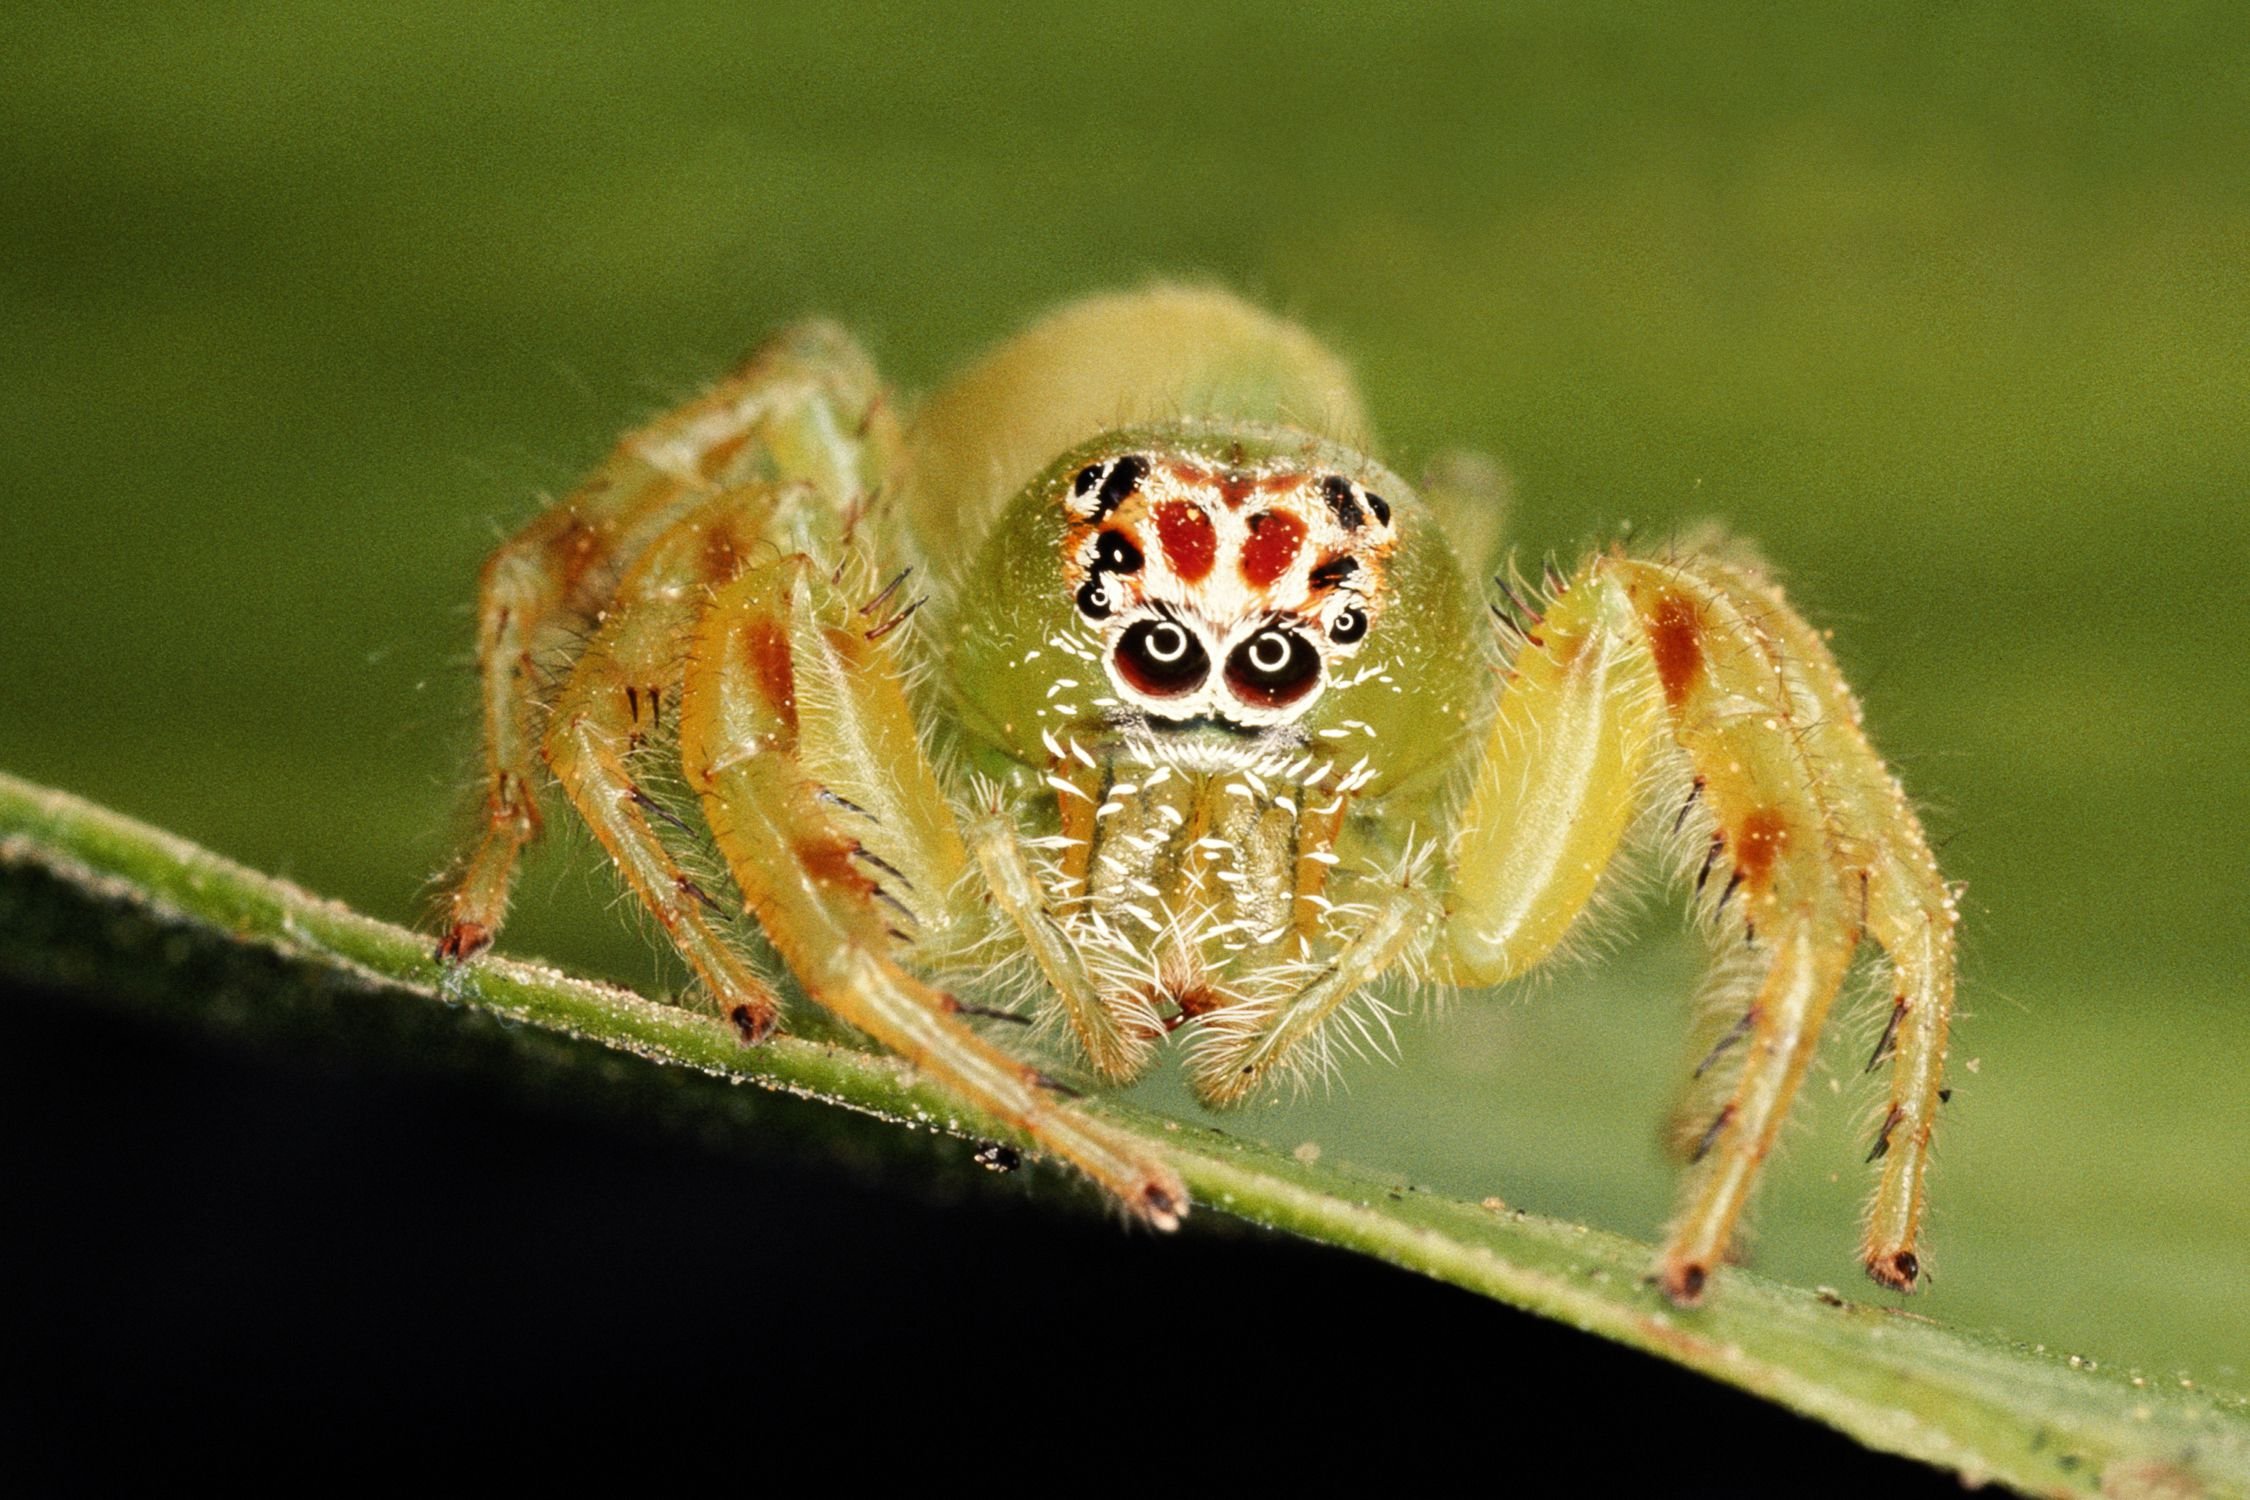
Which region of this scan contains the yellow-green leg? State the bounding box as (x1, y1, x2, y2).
(437, 319, 899, 960)
(541, 491, 791, 1038)
(681, 556, 1185, 1225)
(1697, 558, 1959, 1291)
(1439, 550, 1951, 1302)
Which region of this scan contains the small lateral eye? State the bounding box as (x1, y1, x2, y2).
(1114, 618, 1209, 697)
(1225, 628, 1321, 708)
(1093, 530, 1143, 573)
(1329, 607, 1368, 645)
(1071, 454, 1148, 520)
(1319, 475, 1365, 530)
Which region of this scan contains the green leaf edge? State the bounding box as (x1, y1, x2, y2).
(2, 768, 2242, 1499)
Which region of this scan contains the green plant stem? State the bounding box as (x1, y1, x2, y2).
(1, 767, 2243, 1498)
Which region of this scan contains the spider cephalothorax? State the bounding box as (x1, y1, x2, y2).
(435, 286, 1959, 1306)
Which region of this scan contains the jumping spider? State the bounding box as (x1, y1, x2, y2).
(435, 288, 1958, 1304)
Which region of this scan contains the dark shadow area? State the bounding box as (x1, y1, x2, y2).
(4, 978, 1964, 1494)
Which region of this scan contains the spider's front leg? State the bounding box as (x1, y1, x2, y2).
(1185, 877, 1443, 1109)
(1439, 550, 1957, 1304)
(678, 554, 1189, 1225)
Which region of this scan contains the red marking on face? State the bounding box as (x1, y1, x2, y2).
(1239, 511, 1306, 589)
(1647, 593, 1703, 708)
(1734, 808, 1790, 889)
(1217, 472, 1257, 510)
(1155, 501, 1217, 582)
(739, 617, 797, 737)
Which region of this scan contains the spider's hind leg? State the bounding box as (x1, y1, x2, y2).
(540, 490, 794, 1039)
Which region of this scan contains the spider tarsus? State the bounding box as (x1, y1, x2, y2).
(1661, 1261, 1710, 1305)
(434, 921, 491, 963)
(853, 392, 886, 439)
(1140, 1181, 1186, 1230)
(727, 1002, 779, 1045)
(1866, 1249, 1921, 1292)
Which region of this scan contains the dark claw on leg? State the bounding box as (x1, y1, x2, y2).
(727, 1002, 779, 1044)
(436, 922, 491, 963)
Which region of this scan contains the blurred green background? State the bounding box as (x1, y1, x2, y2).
(4, 4, 2244, 1380)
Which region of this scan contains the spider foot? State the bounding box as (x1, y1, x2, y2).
(434, 921, 492, 964)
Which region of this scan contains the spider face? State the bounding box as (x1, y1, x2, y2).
(949, 422, 1481, 788)
(1060, 451, 1397, 734)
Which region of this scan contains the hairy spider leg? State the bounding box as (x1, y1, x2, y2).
(1187, 878, 1442, 1108)
(1696, 557, 1958, 1291)
(680, 557, 1186, 1223)
(540, 489, 793, 1039)
(438, 321, 897, 959)
(966, 804, 1156, 1082)
(972, 757, 1413, 1096)
(1438, 552, 1953, 1303)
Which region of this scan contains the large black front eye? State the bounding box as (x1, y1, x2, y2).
(1114, 619, 1209, 697)
(1225, 628, 1321, 708)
